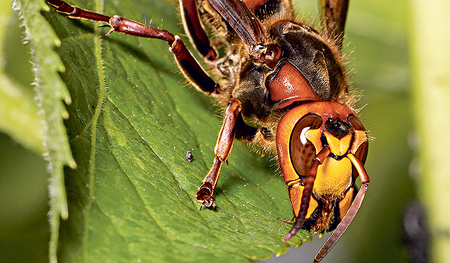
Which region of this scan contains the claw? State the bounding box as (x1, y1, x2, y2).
(201, 195, 215, 207)
(196, 182, 216, 210)
(197, 194, 216, 210)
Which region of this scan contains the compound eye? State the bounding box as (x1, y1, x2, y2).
(348, 115, 365, 131)
(300, 113, 322, 126)
(347, 114, 368, 164)
(289, 114, 322, 176)
(355, 140, 368, 165)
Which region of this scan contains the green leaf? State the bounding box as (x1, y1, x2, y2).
(40, 0, 312, 262)
(12, 0, 76, 262)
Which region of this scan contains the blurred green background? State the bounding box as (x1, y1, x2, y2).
(1, 0, 447, 262)
(0, 1, 50, 262)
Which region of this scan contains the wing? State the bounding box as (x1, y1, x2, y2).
(208, 0, 267, 50)
(319, 0, 349, 49)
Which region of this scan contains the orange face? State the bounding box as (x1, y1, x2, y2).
(277, 101, 368, 232)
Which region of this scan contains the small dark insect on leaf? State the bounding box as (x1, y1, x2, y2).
(186, 150, 194, 162)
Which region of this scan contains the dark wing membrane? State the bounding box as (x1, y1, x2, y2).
(208, 0, 266, 48)
(243, 0, 293, 20)
(319, 0, 349, 48)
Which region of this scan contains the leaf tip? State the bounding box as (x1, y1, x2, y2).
(68, 159, 77, 169)
(64, 96, 71, 105)
(62, 110, 69, 120)
(61, 208, 69, 220)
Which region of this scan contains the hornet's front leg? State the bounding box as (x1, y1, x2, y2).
(196, 98, 242, 208)
(47, 0, 222, 95)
